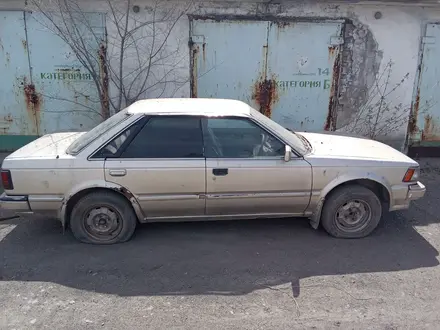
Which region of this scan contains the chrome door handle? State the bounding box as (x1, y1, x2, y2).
(109, 169, 126, 177)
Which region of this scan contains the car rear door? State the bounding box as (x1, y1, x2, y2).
(202, 116, 312, 216)
(102, 115, 206, 219)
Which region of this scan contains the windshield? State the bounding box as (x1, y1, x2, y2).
(66, 109, 132, 155)
(249, 107, 309, 155)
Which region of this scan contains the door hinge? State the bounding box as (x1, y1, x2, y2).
(190, 35, 205, 44)
(422, 36, 435, 44)
(330, 36, 344, 46)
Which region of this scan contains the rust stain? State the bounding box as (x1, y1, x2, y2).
(328, 45, 336, 59)
(23, 80, 42, 135)
(190, 43, 199, 98)
(422, 114, 433, 140)
(421, 114, 440, 141)
(252, 76, 279, 118)
(21, 39, 27, 51)
(408, 87, 421, 136)
(325, 47, 341, 131)
(275, 21, 293, 29)
(4, 114, 13, 123)
(98, 41, 110, 119)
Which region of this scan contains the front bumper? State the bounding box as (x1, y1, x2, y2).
(408, 181, 426, 200)
(0, 193, 32, 213)
(390, 181, 426, 211)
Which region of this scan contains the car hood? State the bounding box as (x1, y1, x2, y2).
(6, 132, 86, 159)
(299, 132, 417, 164)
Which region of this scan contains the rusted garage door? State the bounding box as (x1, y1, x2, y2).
(408, 23, 440, 156)
(0, 11, 105, 152)
(189, 18, 343, 132)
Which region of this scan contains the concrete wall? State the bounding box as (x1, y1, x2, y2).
(3, 0, 440, 151)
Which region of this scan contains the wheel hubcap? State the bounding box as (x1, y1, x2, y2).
(335, 199, 371, 233)
(84, 206, 122, 240)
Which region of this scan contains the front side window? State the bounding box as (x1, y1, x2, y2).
(203, 117, 285, 158)
(93, 120, 143, 158)
(120, 116, 204, 158)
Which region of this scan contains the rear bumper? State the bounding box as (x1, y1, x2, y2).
(390, 181, 426, 211)
(0, 193, 32, 213)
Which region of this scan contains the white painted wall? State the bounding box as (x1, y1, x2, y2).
(4, 0, 440, 150)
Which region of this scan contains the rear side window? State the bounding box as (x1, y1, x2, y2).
(120, 116, 204, 158)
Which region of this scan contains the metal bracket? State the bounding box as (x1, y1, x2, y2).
(422, 36, 435, 44)
(190, 35, 205, 44)
(330, 36, 344, 46)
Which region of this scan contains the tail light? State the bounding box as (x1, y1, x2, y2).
(1, 169, 13, 190)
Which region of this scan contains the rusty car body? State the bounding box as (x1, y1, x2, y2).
(0, 98, 426, 244)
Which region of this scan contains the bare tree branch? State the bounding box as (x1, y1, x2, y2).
(30, 0, 196, 121)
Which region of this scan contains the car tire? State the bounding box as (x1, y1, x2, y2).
(70, 191, 137, 244)
(320, 185, 382, 238)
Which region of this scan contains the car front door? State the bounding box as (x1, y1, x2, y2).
(203, 116, 312, 216)
(101, 115, 206, 219)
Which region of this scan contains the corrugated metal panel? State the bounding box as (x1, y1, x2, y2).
(409, 23, 440, 148)
(190, 18, 343, 132)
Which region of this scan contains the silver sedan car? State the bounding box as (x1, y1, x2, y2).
(0, 98, 426, 244)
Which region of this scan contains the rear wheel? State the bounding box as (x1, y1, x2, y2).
(321, 185, 382, 238)
(70, 191, 137, 244)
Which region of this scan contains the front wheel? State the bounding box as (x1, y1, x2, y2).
(320, 185, 382, 238)
(70, 191, 137, 244)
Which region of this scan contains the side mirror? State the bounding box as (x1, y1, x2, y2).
(284, 145, 292, 162)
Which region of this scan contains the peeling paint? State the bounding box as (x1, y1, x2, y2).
(190, 41, 199, 98)
(98, 41, 110, 119)
(408, 86, 421, 136)
(325, 46, 342, 131)
(335, 18, 382, 131)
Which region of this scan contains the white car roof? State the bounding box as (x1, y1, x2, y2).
(126, 98, 252, 117)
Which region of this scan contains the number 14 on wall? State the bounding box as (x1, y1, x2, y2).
(318, 68, 330, 76)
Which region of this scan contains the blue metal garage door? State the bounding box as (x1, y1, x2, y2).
(190, 18, 343, 132)
(0, 11, 105, 151)
(408, 23, 440, 155)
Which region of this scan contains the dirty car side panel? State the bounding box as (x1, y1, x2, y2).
(2, 157, 105, 214)
(104, 158, 206, 218)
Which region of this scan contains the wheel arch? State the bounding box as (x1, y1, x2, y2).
(310, 174, 391, 229)
(60, 183, 145, 229)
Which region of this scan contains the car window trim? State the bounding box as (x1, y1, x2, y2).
(201, 116, 292, 159)
(247, 116, 302, 158)
(114, 115, 205, 160)
(89, 114, 300, 161)
(89, 115, 149, 160)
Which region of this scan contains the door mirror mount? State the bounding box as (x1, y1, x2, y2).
(284, 145, 292, 162)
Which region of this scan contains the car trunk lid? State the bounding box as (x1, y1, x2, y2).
(5, 132, 85, 159)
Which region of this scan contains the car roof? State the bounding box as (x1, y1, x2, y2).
(126, 98, 253, 117)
